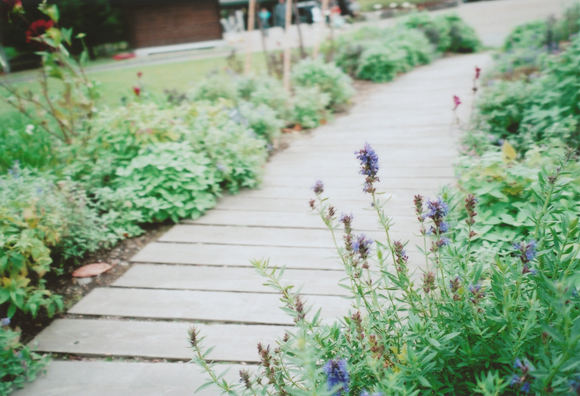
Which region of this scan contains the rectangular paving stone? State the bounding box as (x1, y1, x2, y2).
(210, 197, 418, 215)
(183, 209, 421, 233)
(68, 288, 352, 325)
(260, 175, 456, 190)
(12, 360, 252, 396)
(158, 224, 422, 249)
(30, 319, 282, 362)
(113, 265, 347, 296)
(263, 164, 454, 178)
(131, 243, 343, 270)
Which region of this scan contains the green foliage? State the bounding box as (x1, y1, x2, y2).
(457, 143, 580, 252)
(191, 73, 239, 103)
(0, 327, 47, 396)
(328, 13, 479, 82)
(292, 86, 330, 129)
(0, 166, 110, 318)
(471, 10, 580, 154)
(291, 59, 354, 108)
(238, 101, 284, 141)
(191, 148, 580, 396)
(113, 142, 220, 223)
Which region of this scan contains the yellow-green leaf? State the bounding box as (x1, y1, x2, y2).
(502, 140, 517, 162)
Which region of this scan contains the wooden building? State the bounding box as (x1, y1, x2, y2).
(113, 0, 222, 49)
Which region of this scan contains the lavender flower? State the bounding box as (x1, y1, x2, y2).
(1, 317, 10, 326)
(323, 358, 349, 395)
(468, 283, 485, 305)
(352, 234, 373, 259)
(424, 197, 449, 220)
(511, 358, 533, 393)
(355, 143, 379, 193)
(340, 213, 353, 234)
(312, 180, 324, 195)
(513, 240, 537, 274)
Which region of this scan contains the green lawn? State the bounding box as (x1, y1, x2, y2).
(0, 52, 268, 115)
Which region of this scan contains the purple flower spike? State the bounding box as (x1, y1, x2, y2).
(323, 358, 349, 395)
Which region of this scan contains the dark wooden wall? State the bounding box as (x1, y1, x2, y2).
(124, 0, 222, 49)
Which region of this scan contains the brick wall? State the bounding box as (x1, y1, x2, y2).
(125, 0, 222, 49)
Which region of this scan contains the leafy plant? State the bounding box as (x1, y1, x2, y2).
(291, 86, 330, 129)
(113, 142, 221, 223)
(291, 58, 355, 109)
(0, 1, 98, 144)
(0, 326, 47, 396)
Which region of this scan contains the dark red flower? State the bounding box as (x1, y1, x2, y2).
(133, 86, 141, 96)
(26, 20, 54, 44)
(475, 66, 481, 80)
(453, 95, 461, 110)
(3, 0, 22, 11)
(137, 71, 143, 78)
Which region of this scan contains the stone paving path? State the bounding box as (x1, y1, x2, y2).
(15, 51, 490, 396)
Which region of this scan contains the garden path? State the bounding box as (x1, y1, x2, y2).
(15, 51, 492, 396)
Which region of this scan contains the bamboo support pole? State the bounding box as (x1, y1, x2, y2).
(283, 0, 293, 91)
(244, 0, 257, 75)
(312, 0, 329, 59)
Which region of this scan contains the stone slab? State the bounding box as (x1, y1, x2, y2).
(13, 361, 251, 396)
(113, 265, 347, 296)
(183, 209, 421, 233)
(131, 243, 343, 270)
(260, 175, 456, 190)
(68, 288, 351, 325)
(30, 319, 282, 362)
(157, 224, 423, 249)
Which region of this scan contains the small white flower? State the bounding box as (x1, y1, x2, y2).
(373, 4, 382, 10)
(402, 1, 410, 7)
(25, 124, 35, 135)
(389, 2, 398, 8)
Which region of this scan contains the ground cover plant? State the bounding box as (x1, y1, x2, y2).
(325, 12, 480, 82)
(191, 143, 580, 395)
(457, 3, 580, 254)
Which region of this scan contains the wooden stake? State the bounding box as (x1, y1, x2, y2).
(283, 0, 292, 91)
(312, 0, 329, 60)
(244, 0, 257, 75)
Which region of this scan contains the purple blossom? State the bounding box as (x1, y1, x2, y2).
(513, 240, 537, 274)
(312, 180, 324, 195)
(352, 234, 373, 255)
(355, 143, 379, 186)
(569, 375, 580, 395)
(511, 358, 534, 393)
(360, 391, 382, 396)
(1, 317, 10, 326)
(323, 358, 349, 395)
(424, 197, 449, 220)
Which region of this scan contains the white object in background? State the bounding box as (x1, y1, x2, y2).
(311, 6, 323, 23)
(235, 10, 245, 31)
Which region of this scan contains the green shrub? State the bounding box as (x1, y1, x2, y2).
(356, 43, 410, 82)
(456, 143, 580, 252)
(503, 20, 550, 51)
(475, 79, 538, 140)
(190, 72, 238, 103)
(0, 327, 47, 396)
(113, 142, 220, 223)
(0, 166, 111, 318)
(238, 101, 284, 142)
(185, 106, 268, 194)
(291, 58, 355, 108)
(440, 14, 481, 53)
(291, 86, 330, 129)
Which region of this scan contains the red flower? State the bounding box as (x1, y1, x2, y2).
(3, 0, 22, 11)
(26, 20, 54, 44)
(133, 86, 141, 96)
(475, 66, 481, 80)
(137, 71, 143, 78)
(453, 95, 461, 110)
